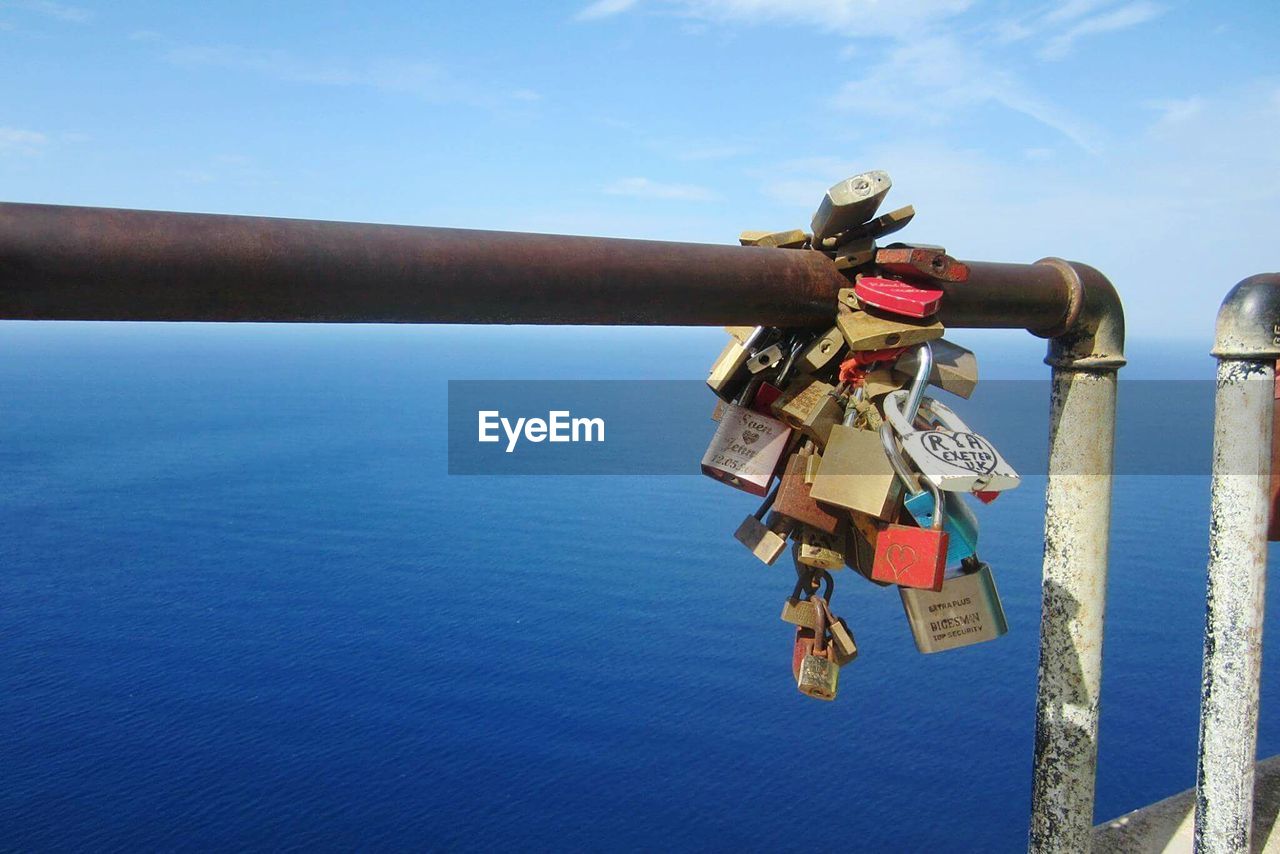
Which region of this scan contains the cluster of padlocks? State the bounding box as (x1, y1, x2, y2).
(700, 171, 1022, 702)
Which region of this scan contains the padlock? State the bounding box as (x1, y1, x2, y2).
(836, 204, 915, 244)
(707, 325, 768, 401)
(817, 597, 857, 665)
(810, 170, 892, 242)
(881, 341, 1017, 493)
(808, 395, 902, 520)
(884, 390, 1020, 493)
(846, 511, 890, 586)
(875, 246, 970, 283)
(724, 325, 755, 343)
(899, 555, 1009, 653)
(771, 377, 843, 445)
(870, 472, 948, 591)
(739, 228, 808, 249)
(860, 367, 903, 400)
(774, 448, 843, 534)
(747, 342, 785, 374)
(893, 338, 978, 399)
(836, 301, 945, 351)
(794, 526, 845, 570)
(852, 275, 943, 319)
(734, 488, 793, 565)
(780, 568, 832, 629)
(832, 238, 877, 271)
(881, 422, 978, 564)
(797, 326, 846, 373)
(796, 600, 840, 701)
(702, 380, 793, 496)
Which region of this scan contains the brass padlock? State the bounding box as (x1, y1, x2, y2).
(796, 600, 840, 701)
(734, 488, 793, 565)
(816, 596, 857, 665)
(794, 527, 845, 570)
(811, 170, 892, 242)
(837, 301, 945, 351)
(771, 377, 843, 445)
(707, 326, 768, 401)
(832, 237, 877, 271)
(808, 397, 902, 520)
(797, 326, 846, 373)
(739, 228, 808, 249)
(899, 556, 1009, 653)
(894, 338, 978, 399)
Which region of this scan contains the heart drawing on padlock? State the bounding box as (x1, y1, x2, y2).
(918, 431, 997, 475)
(741, 429, 760, 445)
(884, 543, 918, 580)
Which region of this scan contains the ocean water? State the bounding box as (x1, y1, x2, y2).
(1, 323, 1277, 851)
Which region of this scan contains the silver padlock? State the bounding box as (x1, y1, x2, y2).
(701, 378, 793, 496)
(883, 343, 1019, 493)
(899, 555, 1009, 653)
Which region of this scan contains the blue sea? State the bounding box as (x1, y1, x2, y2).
(2, 322, 1277, 851)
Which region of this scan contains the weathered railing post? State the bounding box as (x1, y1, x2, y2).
(1028, 261, 1126, 853)
(1195, 274, 1280, 852)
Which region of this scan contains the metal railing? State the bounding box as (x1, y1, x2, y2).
(0, 201, 1127, 851)
(1196, 274, 1280, 852)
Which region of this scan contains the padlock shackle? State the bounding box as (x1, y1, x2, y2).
(878, 422, 920, 491)
(901, 342, 933, 427)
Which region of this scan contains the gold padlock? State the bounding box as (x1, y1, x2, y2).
(836, 303, 944, 351)
(797, 326, 846, 373)
(893, 337, 978, 399)
(808, 401, 902, 520)
(739, 228, 808, 249)
(794, 528, 845, 570)
(771, 377, 843, 445)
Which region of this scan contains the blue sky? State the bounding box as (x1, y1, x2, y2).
(1, 0, 1277, 339)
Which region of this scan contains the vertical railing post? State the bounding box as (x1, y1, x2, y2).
(1028, 260, 1126, 852)
(1195, 273, 1280, 852)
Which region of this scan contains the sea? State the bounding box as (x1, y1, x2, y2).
(2, 322, 1277, 851)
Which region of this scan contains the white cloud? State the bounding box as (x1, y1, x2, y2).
(836, 35, 1102, 153)
(1039, 1, 1164, 60)
(3, 0, 91, 23)
(132, 32, 536, 111)
(603, 177, 717, 201)
(0, 127, 48, 155)
(575, 0, 641, 20)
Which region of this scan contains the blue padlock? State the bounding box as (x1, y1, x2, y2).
(879, 422, 979, 565)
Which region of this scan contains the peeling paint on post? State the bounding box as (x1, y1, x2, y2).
(1196, 273, 1280, 853)
(1030, 368, 1118, 853)
(1195, 359, 1271, 852)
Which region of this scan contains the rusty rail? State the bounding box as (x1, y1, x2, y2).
(0, 200, 1126, 850)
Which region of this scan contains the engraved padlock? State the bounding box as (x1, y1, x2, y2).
(884, 343, 1019, 493)
(702, 377, 793, 496)
(880, 422, 978, 565)
(870, 473, 948, 591)
(899, 555, 1009, 654)
(780, 568, 832, 629)
(852, 275, 943, 319)
(771, 376, 844, 446)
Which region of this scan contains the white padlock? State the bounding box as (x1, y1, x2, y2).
(883, 386, 1020, 494)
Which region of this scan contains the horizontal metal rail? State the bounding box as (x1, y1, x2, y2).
(1, 201, 1095, 333)
(0, 199, 1127, 850)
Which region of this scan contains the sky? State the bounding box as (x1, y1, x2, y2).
(0, 0, 1278, 339)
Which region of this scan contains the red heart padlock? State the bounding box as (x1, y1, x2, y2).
(870, 479, 949, 591)
(853, 276, 943, 319)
